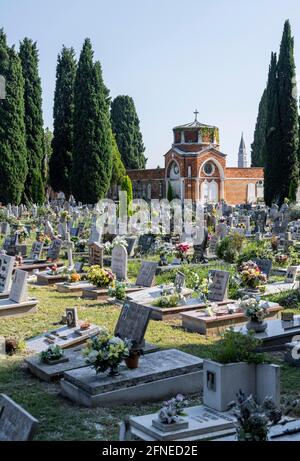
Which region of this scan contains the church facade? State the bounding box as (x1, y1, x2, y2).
(127, 114, 264, 205)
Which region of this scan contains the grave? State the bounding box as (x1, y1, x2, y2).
(125, 237, 137, 257)
(207, 270, 230, 302)
(135, 261, 158, 287)
(111, 244, 128, 281)
(60, 349, 203, 407)
(0, 254, 15, 298)
(88, 242, 103, 267)
(114, 300, 151, 349)
(0, 394, 38, 441)
(47, 238, 62, 261)
(138, 234, 155, 253)
(253, 258, 273, 277)
(36, 268, 69, 286)
(0, 269, 38, 318)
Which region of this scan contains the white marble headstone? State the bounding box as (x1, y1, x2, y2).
(111, 244, 128, 281)
(9, 269, 28, 303)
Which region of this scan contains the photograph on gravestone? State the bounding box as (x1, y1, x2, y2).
(0, 394, 38, 441)
(114, 301, 152, 349)
(65, 308, 78, 328)
(9, 269, 28, 304)
(207, 270, 230, 302)
(135, 261, 158, 287)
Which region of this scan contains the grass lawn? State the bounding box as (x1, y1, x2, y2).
(0, 259, 300, 440)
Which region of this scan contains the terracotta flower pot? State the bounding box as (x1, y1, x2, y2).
(125, 350, 141, 369)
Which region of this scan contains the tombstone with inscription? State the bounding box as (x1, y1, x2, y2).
(0, 394, 38, 441)
(0, 269, 37, 318)
(125, 237, 137, 257)
(135, 261, 157, 287)
(0, 255, 15, 296)
(253, 258, 272, 278)
(138, 235, 155, 254)
(114, 300, 152, 350)
(192, 227, 208, 263)
(47, 239, 62, 261)
(111, 244, 128, 281)
(285, 266, 299, 284)
(29, 241, 44, 261)
(207, 270, 230, 302)
(88, 242, 103, 267)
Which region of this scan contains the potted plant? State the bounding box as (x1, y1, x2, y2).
(108, 280, 127, 300)
(82, 331, 131, 376)
(228, 390, 282, 441)
(86, 265, 115, 288)
(238, 260, 267, 292)
(238, 295, 268, 332)
(152, 394, 189, 432)
(40, 345, 67, 365)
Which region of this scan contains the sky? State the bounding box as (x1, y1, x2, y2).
(1, 0, 300, 168)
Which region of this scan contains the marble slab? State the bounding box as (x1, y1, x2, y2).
(0, 298, 38, 318)
(55, 281, 94, 294)
(36, 271, 68, 285)
(61, 349, 203, 407)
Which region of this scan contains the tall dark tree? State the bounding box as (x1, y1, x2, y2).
(0, 29, 27, 205)
(19, 38, 44, 204)
(111, 134, 126, 186)
(264, 53, 281, 206)
(251, 89, 267, 166)
(71, 39, 112, 203)
(49, 46, 76, 197)
(111, 95, 147, 169)
(276, 20, 299, 204)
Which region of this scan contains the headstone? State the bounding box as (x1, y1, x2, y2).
(70, 227, 79, 238)
(9, 269, 28, 303)
(111, 244, 128, 281)
(88, 243, 103, 267)
(74, 262, 83, 273)
(285, 266, 299, 284)
(208, 235, 219, 256)
(138, 235, 155, 253)
(174, 271, 185, 293)
(30, 241, 43, 260)
(114, 300, 151, 349)
(253, 258, 272, 277)
(0, 255, 15, 293)
(0, 394, 38, 441)
(65, 307, 78, 328)
(125, 237, 137, 257)
(135, 261, 157, 287)
(207, 270, 230, 302)
(47, 239, 62, 261)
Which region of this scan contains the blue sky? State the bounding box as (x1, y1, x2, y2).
(2, 0, 300, 167)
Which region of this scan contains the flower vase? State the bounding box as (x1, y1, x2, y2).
(246, 320, 267, 333)
(108, 366, 120, 377)
(125, 350, 141, 369)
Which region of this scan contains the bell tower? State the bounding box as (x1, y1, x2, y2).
(238, 132, 247, 168)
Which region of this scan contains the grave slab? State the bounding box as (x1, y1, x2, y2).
(36, 270, 68, 286)
(56, 281, 94, 294)
(61, 349, 203, 407)
(0, 394, 38, 441)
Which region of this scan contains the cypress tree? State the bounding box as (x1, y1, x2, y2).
(19, 38, 45, 204)
(111, 134, 126, 185)
(0, 29, 27, 205)
(277, 20, 299, 205)
(264, 53, 281, 206)
(251, 89, 267, 166)
(71, 39, 112, 203)
(49, 46, 76, 197)
(111, 95, 147, 169)
(121, 175, 133, 210)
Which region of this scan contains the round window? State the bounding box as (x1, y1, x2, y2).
(204, 162, 215, 176)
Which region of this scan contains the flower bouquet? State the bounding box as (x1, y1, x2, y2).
(82, 331, 131, 376)
(238, 295, 268, 332)
(86, 265, 115, 288)
(238, 260, 267, 291)
(69, 272, 81, 284)
(175, 242, 190, 263)
(152, 394, 189, 432)
(108, 280, 127, 300)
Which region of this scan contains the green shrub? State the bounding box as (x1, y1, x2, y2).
(216, 233, 244, 263)
(211, 329, 265, 364)
(237, 240, 273, 265)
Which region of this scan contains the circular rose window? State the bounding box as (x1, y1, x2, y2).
(203, 162, 215, 176)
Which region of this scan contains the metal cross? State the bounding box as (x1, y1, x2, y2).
(194, 109, 199, 121)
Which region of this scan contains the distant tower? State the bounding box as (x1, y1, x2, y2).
(238, 132, 247, 168)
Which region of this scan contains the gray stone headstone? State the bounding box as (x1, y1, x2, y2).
(30, 241, 43, 260)
(253, 258, 272, 277)
(285, 266, 299, 284)
(47, 239, 62, 260)
(9, 269, 28, 303)
(111, 244, 128, 281)
(207, 270, 230, 302)
(88, 242, 103, 267)
(0, 255, 15, 293)
(125, 237, 137, 257)
(0, 394, 38, 441)
(114, 300, 152, 349)
(135, 261, 157, 287)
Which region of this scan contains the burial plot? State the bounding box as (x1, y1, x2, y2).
(207, 270, 230, 302)
(0, 394, 38, 441)
(88, 242, 103, 267)
(135, 261, 158, 287)
(0, 255, 15, 298)
(60, 349, 203, 407)
(0, 269, 37, 318)
(47, 238, 62, 261)
(111, 244, 128, 281)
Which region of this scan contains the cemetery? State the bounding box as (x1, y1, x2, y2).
(2, 2, 300, 446)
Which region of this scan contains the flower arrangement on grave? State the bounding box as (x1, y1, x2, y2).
(238, 295, 268, 332)
(175, 242, 190, 262)
(69, 272, 81, 283)
(275, 253, 289, 267)
(271, 235, 279, 251)
(75, 238, 87, 252)
(48, 263, 59, 275)
(15, 255, 23, 266)
(108, 280, 127, 300)
(156, 241, 172, 266)
(238, 260, 267, 290)
(82, 331, 131, 376)
(237, 223, 246, 230)
(152, 293, 182, 308)
(104, 236, 128, 255)
(153, 394, 189, 431)
(228, 390, 282, 441)
(86, 266, 115, 288)
(40, 345, 64, 364)
(15, 226, 28, 243)
(60, 210, 71, 221)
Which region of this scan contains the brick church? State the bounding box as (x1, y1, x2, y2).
(127, 112, 264, 205)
